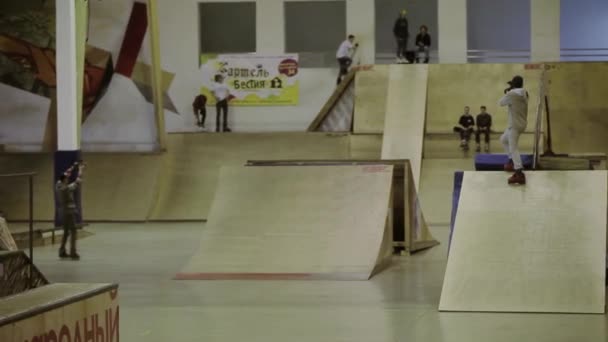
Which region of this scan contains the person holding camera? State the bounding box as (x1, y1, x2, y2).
(500, 75, 529, 185)
(336, 34, 358, 85)
(56, 161, 85, 259)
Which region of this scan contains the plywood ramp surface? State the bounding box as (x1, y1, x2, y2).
(381, 64, 428, 189)
(353, 65, 389, 133)
(177, 165, 394, 280)
(149, 133, 351, 221)
(439, 171, 607, 313)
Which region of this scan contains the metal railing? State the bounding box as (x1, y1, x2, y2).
(375, 50, 439, 64)
(375, 48, 608, 63)
(467, 49, 530, 62)
(467, 48, 608, 63)
(0, 173, 36, 272)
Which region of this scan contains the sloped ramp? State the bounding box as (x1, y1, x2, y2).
(308, 71, 356, 132)
(440, 171, 607, 313)
(176, 165, 394, 280)
(381, 64, 428, 189)
(352, 66, 389, 133)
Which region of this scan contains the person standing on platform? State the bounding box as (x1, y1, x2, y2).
(475, 106, 493, 152)
(56, 161, 85, 260)
(453, 106, 475, 150)
(212, 75, 231, 133)
(192, 94, 207, 130)
(393, 10, 409, 63)
(500, 75, 529, 185)
(415, 25, 431, 64)
(336, 35, 358, 85)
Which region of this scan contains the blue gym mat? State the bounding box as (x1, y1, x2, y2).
(474, 153, 534, 171)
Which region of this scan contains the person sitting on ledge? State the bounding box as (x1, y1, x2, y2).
(453, 106, 475, 151)
(475, 106, 493, 152)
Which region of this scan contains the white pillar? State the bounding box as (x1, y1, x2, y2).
(56, 0, 80, 150)
(438, 0, 467, 63)
(257, 0, 284, 54)
(531, 0, 560, 62)
(346, 0, 375, 65)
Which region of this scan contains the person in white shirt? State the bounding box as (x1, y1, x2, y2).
(336, 34, 358, 85)
(499, 75, 529, 185)
(211, 74, 231, 132)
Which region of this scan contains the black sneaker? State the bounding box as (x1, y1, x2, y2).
(69, 252, 80, 260)
(59, 249, 69, 258)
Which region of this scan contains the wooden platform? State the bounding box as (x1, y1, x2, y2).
(176, 165, 395, 280)
(0, 283, 119, 341)
(439, 171, 607, 313)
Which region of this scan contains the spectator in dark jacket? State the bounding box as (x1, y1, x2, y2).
(393, 10, 409, 63)
(475, 106, 493, 152)
(415, 25, 431, 63)
(453, 106, 475, 150)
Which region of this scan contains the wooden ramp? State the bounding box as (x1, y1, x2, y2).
(381, 64, 428, 189)
(439, 171, 607, 313)
(176, 165, 394, 280)
(246, 160, 439, 253)
(352, 66, 389, 133)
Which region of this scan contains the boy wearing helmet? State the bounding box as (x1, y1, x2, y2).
(393, 10, 409, 63)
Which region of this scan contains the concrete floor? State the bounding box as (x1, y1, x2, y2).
(32, 223, 607, 342)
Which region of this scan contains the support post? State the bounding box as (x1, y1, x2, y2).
(147, 0, 167, 150)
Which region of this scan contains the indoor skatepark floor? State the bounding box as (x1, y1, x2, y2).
(32, 223, 607, 342)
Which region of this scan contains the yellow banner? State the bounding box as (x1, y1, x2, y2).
(200, 54, 299, 106)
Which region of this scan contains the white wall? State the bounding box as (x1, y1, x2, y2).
(531, 0, 560, 62)
(437, 0, 467, 63)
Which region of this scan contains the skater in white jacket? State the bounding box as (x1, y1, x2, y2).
(499, 75, 529, 185)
